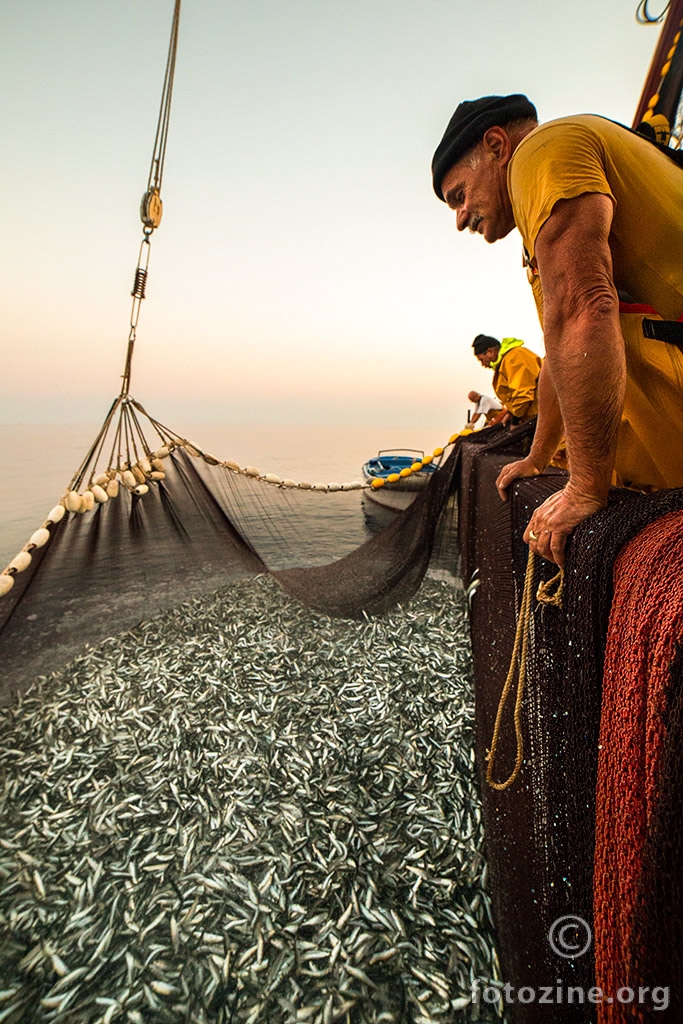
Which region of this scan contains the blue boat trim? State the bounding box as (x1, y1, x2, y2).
(363, 455, 438, 481)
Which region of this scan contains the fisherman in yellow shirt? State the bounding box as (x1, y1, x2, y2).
(431, 94, 683, 565)
(472, 334, 542, 424)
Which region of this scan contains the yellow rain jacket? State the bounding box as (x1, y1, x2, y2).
(509, 114, 683, 491)
(491, 337, 543, 422)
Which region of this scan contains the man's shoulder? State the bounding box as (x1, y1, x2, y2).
(501, 344, 542, 366)
(514, 114, 622, 162)
(518, 116, 626, 149)
(508, 115, 622, 248)
(518, 113, 681, 172)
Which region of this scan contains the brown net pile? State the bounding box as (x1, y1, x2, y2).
(461, 424, 683, 1022)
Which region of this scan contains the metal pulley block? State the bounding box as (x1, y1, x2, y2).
(140, 187, 163, 229)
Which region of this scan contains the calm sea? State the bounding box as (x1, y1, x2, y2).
(0, 422, 453, 569)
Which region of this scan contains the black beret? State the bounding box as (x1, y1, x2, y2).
(472, 334, 500, 354)
(432, 94, 538, 201)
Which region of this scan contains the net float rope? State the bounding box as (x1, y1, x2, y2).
(0, 420, 469, 600)
(367, 428, 472, 492)
(0, 506, 66, 597)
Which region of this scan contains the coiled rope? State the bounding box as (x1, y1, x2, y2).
(486, 552, 564, 791)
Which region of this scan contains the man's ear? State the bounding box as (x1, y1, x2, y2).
(482, 125, 512, 163)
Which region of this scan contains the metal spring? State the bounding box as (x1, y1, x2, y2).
(131, 268, 148, 300)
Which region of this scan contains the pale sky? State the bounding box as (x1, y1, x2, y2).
(1, 1, 663, 433)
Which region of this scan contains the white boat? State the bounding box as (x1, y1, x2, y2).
(361, 449, 438, 511)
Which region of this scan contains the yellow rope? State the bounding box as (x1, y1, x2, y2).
(485, 551, 536, 791)
(537, 568, 564, 607)
(485, 555, 565, 790)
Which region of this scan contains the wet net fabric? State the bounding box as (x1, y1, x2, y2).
(594, 510, 683, 1023)
(275, 444, 461, 618)
(0, 444, 461, 702)
(454, 425, 683, 1022)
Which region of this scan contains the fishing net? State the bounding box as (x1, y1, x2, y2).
(0, 403, 461, 702)
(595, 509, 683, 1023)
(460, 423, 683, 1023)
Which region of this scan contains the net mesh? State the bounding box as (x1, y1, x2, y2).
(0, 425, 460, 703)
(595, 510, 683, 1023)
(452, 425, 683, 1020)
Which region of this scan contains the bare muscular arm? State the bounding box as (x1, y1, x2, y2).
(522, 192, 625, 565)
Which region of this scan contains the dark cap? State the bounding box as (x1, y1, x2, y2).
(472, 334, 500, 355)
(432, 94, 537, 201)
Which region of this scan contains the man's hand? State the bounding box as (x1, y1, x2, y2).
(523, 484, 606, 567)
(496, 456, 543, 501)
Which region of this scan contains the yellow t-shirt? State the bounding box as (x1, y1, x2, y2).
(508, 115, 683, 491)
(508, 114, 683, 322)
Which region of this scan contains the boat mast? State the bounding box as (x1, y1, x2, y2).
(633, 0, 683, 134)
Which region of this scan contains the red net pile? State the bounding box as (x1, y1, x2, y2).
(595, 510, 683, 1022)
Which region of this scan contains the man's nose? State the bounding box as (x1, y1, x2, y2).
(456, 208, 469, 232)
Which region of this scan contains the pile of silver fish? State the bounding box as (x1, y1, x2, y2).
(0, 575, 501, 1023)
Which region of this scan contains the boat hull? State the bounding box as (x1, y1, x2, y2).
(361, 451, 436, 512)
(363, 486, 418, 511)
